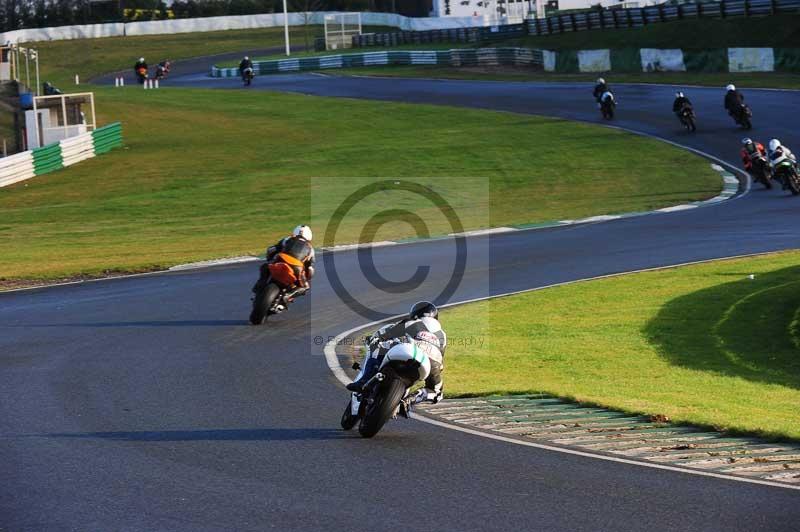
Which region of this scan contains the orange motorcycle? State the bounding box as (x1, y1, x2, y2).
(249, 253, 307, 325)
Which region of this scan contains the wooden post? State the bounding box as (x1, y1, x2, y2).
(641, 7, 647, 25)
(570, 13, 577, 31)
(697, 1, 703, 19)
(626, 8, 633, 27)
(658, 4, 665, 22)
(720, 0, 726, 18)
(743, 0, 749, 17)
(677, 3, 683, 19)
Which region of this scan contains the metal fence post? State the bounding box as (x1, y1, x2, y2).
(720, 0, 726, 18)
(697, 1, 703, 18)
(641, 7, 647, 24)
(743, 0, 749, 16)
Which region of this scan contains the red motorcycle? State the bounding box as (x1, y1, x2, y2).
(154, 61, 171, 80)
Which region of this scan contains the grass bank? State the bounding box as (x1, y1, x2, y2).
(31, 25, 342, 88)
(509, 15, 800, 51)
(0, 86, 720, 283)
(441, 251, 800, 440)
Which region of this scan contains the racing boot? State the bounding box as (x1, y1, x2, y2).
(346, 356, 379, 392)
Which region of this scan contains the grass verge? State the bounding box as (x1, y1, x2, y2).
(30, 25, 338, 88)
(441, 251, 800, 440)
(0, 86, 720, 282)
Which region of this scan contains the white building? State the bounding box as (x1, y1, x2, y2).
(431, 0, 670, 20)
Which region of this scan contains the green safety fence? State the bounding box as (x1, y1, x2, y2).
(774, 48, 800, 72)
(211, 48, 546, 77)
(683, 49, 729, 72)
(610, 48, 643, 72)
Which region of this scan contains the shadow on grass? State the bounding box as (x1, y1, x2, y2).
(643, 264, 800, 390)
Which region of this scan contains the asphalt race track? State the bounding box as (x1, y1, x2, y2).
(3, 62, 800, 531)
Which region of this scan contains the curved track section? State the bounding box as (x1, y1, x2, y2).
(3, 67, 800, 531)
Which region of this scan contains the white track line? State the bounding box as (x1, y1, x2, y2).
(323, 250, 800, 492)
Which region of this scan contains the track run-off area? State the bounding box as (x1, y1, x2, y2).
(2, 63, 800, 531)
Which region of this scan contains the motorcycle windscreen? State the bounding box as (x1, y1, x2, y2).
(268, 262, 298, 287)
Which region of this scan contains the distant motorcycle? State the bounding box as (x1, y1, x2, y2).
(242, 67, 254, 87)
(135, 66, 148, 84)
(731, 103, 753, 130)
(154, 61, 171, 80)
(772, 156, 800, 196)
(249, 258, 305, 325)
(600, 91, 616, 120)
(677, 104, 696, 132)
(341, 331, 431, 438)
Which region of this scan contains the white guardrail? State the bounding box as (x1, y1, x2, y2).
(0, 122, 122, 188)
(0, 12, 487, 44)
(0, 151, 35, 187)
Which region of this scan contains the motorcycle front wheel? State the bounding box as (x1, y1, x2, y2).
(358, 377, 406, 438)
(341, 400, 358, 430)
(787, 174, 800, 196)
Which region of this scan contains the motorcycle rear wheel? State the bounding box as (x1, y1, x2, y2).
(358, 377, 406, 438)
(249, 283, 279, 325)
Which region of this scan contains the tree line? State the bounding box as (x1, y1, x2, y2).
(1, 0, 424, 32)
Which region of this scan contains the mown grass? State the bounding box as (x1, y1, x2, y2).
(31, 25, 333, 88)
(441, 251, 800, 440)
(0, 86, 720, 282)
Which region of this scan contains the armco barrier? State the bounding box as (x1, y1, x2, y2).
(0, 12, 485, 44)
(353, 23, 527, 48)
(0, 122, 122, 188)
(527, 0, 800, 36)
(211, 48, 545, 77)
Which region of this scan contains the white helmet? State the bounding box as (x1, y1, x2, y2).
(597, 77, 605, 85)
(726, 84, 735, 91)
(139, 57, 145, 62)
(244, 56, 249, 61)
(675, 91, 684, 98)
(293, 224, 312, 241)
(768, 139, 782, 152)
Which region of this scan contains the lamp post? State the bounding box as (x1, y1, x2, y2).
(283, 0, 291, 56)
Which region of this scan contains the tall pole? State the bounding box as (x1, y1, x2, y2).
(283, 0, 291, 56)
(34, 50, 40, 96)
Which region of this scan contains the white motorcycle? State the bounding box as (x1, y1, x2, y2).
(341, 327, 432, 438)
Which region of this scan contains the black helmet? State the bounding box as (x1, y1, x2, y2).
(410, 301, 438, 320)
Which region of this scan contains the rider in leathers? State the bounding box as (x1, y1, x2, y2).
(239, 56, 253, 77)
(672, 91, 692, 117)
(593, 77, 609, 108)
(768, 139, 798, 189)
(740, 138, 767, 173)
(724, 84, 746, 120)
(347, 301, 447, 406)
(253, 225, 315, 299)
